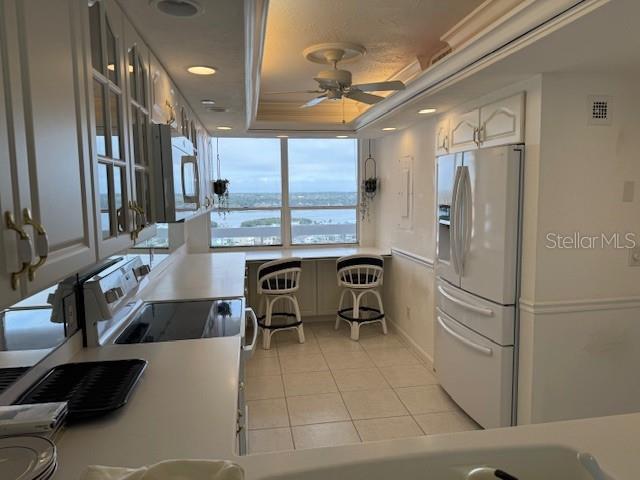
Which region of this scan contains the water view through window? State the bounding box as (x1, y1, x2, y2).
(210, 138, 357, 247)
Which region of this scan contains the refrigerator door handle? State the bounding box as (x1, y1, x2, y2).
(455, 165, 468, 276)
(437, 315, 493, 356)
(450, 166, 463, 275)
(461, 167, 472, 270)
(437, 284, 494, 317)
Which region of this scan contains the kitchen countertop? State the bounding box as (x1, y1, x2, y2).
(139, 252, 246, 301)
(54, 337, 241, 479)
(238, 413, 640, 480)
(37, 251, 640, 479)
(243, 246, 391, 262)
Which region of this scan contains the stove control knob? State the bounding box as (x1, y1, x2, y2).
(134, 264, 151, 278)
(104, 287, 124, 304)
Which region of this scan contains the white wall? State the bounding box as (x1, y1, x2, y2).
(371, 118, 438, 362)
(517, 72, 640, 424)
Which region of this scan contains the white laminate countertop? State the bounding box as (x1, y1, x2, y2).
(139, 252, 246, 302)
(243, 246, 391, 262)
(239, 412, 640, 480)
(54, 337, 241, 479)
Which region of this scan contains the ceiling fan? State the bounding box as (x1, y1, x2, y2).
(265, 44, 405, 108)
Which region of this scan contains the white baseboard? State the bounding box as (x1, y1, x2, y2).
(386, 315, 434, 369)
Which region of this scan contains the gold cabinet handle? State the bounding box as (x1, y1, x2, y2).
(4, 211, 33, 290)
(129, 201, 140, 241)
(128, 201, 146, 241)
(22, 208, 48, 281)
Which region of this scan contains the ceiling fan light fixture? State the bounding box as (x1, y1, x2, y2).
(187, 65, 217, 75)
(418, 108, 437, 114)
(150, 0, 203, 17)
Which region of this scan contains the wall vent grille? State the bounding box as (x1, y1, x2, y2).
(587, 95, 612, 125)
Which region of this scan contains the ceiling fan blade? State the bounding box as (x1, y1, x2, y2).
(351, 80, 405, 92)
(264, 89, 325, 95)
(345, 90, 384, 105)
(301, 95, 328, 108)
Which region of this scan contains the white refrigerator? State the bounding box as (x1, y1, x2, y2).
(434, 144, 523, 428)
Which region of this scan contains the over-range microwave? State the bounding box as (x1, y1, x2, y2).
(151, 123, 203, 222)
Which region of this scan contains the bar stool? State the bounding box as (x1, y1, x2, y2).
(257, 257, 305, 350)
(335, 254, 387, 340)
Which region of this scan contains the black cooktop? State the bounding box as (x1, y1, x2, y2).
(115, 299, 243, 344)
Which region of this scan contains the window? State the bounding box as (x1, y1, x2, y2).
(210, 138, 282, 247)
(288, 138, 357, 244)
(210, 138, 358, 247)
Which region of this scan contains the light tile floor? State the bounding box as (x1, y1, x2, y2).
(246, 321, 481, 454)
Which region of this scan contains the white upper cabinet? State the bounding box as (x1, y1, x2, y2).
(449, 109, 480, 153)
(435, 118, 450, 156)
(439, 93, 525, 154)
(0, 3, 28, 308)
(1, 0, 97, 298)
(86, 0, 138, 257)
(479, 93, 525, 148)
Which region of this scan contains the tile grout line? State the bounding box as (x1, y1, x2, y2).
(321, 337, 363, 443)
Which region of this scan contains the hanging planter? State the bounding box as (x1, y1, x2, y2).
(359, 140, 378, 221)
(212, 138, 230, 217)
(212, 178, 229, 196)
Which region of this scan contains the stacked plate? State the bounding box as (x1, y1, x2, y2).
(0, 436, 57, 480)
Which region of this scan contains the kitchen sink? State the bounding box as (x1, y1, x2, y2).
(261, 445, 612, 480)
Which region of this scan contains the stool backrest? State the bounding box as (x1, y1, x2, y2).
(336, 254, 384, 288)
(258, 257, 302, 294)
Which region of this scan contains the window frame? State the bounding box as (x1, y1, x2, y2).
(209, 137, 360, 249)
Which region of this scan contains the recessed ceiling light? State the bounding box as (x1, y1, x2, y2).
(216, 126, 232, 131)
(336, 135, 349, 138)
(276, 135, 288, 138)
(381, 127, 396, 131)
(201, 99, 216, 105)
(187, 65, 216, 75)
(150, 0, 204, 18)
(206, 106, 229, 113)
(418, 108, 437, 114)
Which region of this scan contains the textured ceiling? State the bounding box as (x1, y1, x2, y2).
(259, 0, 485, 116)
(117, 0, 245, 134)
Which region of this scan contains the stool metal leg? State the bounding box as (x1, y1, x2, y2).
(350, 290, 365, 340)
(262, 296, 275, 350)
(335, 289, 347, 330)
(291, 295, 305, 344)
(372, 289, 388, 335)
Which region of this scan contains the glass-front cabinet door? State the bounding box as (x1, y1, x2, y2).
(126, 31, 154, 242)
(88, 0, 134, 257)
